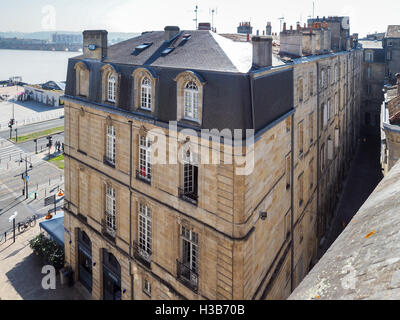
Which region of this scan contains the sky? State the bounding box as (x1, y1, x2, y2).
(0, 0, 399, 37)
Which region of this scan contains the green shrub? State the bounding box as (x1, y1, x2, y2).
(29, 233, 64, 269)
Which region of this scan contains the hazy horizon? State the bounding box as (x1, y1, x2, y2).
(0, 0, 398, 38)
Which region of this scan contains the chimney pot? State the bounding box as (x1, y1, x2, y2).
(252, 35, 273, 69)
(164, 26, 180, 41)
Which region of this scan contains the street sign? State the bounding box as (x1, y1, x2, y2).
(44, 195, 56, 206)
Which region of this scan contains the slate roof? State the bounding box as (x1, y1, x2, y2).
(74, 30, 284, 74)
(386, 25, 400, 38)
(289, 161, 400, 300)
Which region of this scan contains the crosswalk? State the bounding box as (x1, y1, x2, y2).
(0, 138, 26, 167)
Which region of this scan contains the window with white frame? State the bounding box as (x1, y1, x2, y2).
(140, 77, 152, 110)
(334, 93, 338, 115)
(181, 150, 198, 202)
(334, 64, 339, 82)
(143, 279, 151, 296)
(181, 226, 198, 274)
(322, 103, 328, 127)
(108, 75, 116, 102)
(138, 135, 151, 182)
(365, 52, 373, 62)
(321, 70, 325, 88)
(327, 68, 331, 85)
(367, 67, 372, 79)
(327, 99, 331, 121)
(105, 186, 116, 232)
(138, 203, 152, 260)
(106, 125, 116, 165)
(184, 81, 199, 121)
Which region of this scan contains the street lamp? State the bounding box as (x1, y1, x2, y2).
(8, 211, 18, 243)
(20, 156, 33, 200)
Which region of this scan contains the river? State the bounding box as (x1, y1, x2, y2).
(0, 49, 79, 84)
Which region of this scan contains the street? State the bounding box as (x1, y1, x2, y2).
(0, 135, 64, 236)
(320, 134, 384, 254)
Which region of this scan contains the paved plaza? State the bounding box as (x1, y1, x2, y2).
(0, 215, 87, 300)
(0, 86, 64, 131)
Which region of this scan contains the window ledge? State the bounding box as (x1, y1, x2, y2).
(103, 157, 116, 168)
(77, 149, 87, 156)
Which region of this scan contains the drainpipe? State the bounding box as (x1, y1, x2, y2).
(316, 62, 321, 248)
(128, 119, 133, 299)
(290, 111, 295, 293)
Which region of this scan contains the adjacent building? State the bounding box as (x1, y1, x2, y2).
(381, 77, 400, 174)
(384, 25, 400, 84)
(359, 39, 385, 134)
(24, 81, 65, 107)
(62, 22, 362, 300)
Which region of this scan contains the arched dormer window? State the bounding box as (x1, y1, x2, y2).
(132, 68, 157, 112)
(174, 71, 205, 125)
(108, 75, 116, 103)
(101, 64, 119, 106)
(184, 81, 199, 121)
(74, 61, 89, 97)
(141, 77, 152, 110)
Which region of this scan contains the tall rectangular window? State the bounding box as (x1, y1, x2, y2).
(298, 173, 304, 206)
(327, 99, 331, 121)
(106, 125, 116, 165)
(309, 72, 314, 96)
(298, 122, 304, 155)
(181, 227, 198, 274)
(298, 78, 303, 103)
(321, 70, 325, 89)
(285, 154, 291, 190)
(138, 203, 152, 261)
(309, 113, 314, 145)
(105, 186, 116, 233)
(309, 159, 314, 189)
(138, 135, 151, 182)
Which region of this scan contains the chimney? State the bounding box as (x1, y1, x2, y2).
(252, 36, 273, 69)
(83, 30, 108, 60)
(283, 22, 286, 31)
(164, 26, 180, 41)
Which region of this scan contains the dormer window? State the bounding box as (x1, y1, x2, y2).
(108, 75, 116, 103)
(141, 77, 152, 110)
(101, 64, 119, 106)
(132, 68, 157, 113)
(184, 81, 199, 121)
(175, 71, 205, 125)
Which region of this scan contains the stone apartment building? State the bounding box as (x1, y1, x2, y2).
(381, 78, 400, 174)
(358, 39, 385, 134)
(62, 23, 362, 300)
(384, 25, 400, 84)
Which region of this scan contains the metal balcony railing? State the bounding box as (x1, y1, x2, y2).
(102, 216, 116, 239)
(136, 169, 151, 184)
(176, 260, 198, 292)
(178, 188, 198, 206)
(133, 242, 152, 268)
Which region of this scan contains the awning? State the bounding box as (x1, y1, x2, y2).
(39, 212, 64, 246)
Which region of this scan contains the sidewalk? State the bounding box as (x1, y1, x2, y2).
(0, 216, 86, 300)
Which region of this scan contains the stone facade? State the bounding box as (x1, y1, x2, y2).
(63, 29, 362, 300)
